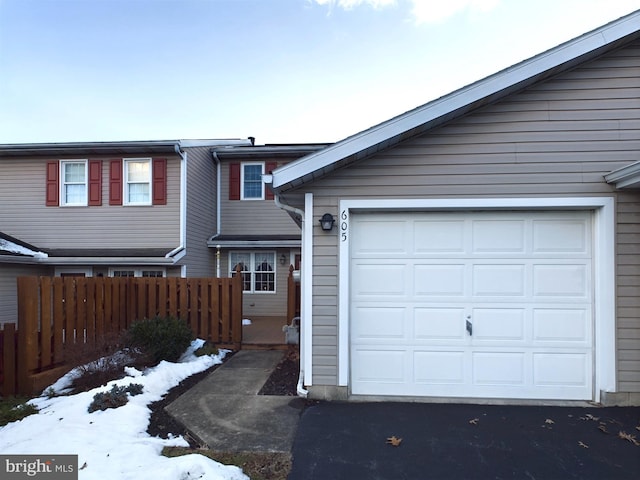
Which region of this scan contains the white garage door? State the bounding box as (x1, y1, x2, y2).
(350, 211, 594, 400)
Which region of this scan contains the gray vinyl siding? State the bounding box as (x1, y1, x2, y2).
(182, 146, 217, 277)
(301, 40, 640, 391)
(0, 155, 181, 250)
(0, 263, 50, 325)
(220, 162, 301, 236)
(616, 192, 640, 392)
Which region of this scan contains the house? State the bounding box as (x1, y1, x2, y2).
(267, 10, 640, 405)
(0, 138, 252, 325)
(207, 143, 328, 326)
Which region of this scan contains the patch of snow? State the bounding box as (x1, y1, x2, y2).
(0, 340, 247, 480)
(0, 238, 48, 258)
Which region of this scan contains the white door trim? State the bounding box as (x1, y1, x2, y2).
(337, 197, 615, 402)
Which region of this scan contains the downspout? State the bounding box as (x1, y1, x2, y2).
(212, 152, 223, 278)
(272, 190, 308, 398)
(212, 152, 222, 238)
(166, 144, 187, 269)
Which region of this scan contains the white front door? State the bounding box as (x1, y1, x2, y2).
(350, 211, 594, 400)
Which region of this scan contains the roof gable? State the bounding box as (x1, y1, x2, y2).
(271, 10, 640, 192)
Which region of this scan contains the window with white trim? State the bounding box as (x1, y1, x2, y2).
(229, 251, 275, 293)
(109, 268, 165, 277)
(61, 160, 88, 206)
(241, 162, 264, 200)
(124, 158, 152, 205)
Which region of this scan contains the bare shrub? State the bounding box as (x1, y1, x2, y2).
(62, 331, 147, 393)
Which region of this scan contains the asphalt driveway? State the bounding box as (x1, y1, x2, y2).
(289, 402, 640, 480)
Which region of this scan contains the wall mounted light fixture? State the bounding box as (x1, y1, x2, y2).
(319, 213, 335, 231)
(279, 253, 287, 265)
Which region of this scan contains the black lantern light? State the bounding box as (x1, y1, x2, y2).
(319, 213, 335, 231)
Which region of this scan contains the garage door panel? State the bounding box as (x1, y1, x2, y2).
(473, 352, 526, 386)
(414, 220, 466, 253)
(472, 220, 525, 253)
(352, 220, 408, 255)
(352, 349, 406, 384)
(533, 353, 591, 387)
(352, 307, 406, 341)
(350, 210, 594, 401)
(533, 308, 591, 343)
(532, 220, 589, 254)
(352, 263, 406, 297)
(472, 308, 525, 341)
(533, 264, 589, 297)
(414, 351, 465, 384)
(414, 307, 465, 340)
(472, 264, 526, 296)
(414, 264, 466, 296)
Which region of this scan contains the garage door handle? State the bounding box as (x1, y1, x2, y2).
(466, 318, 473, 336)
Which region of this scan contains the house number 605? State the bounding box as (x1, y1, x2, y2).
(340, 210, 348, 241)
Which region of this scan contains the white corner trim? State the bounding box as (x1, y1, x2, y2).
(337, 196, 616, 400)
(302, 193, 314, 386)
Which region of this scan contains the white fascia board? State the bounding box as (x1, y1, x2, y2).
(40, 257, 176, 265)
(207, 240, 302, 248)
(179, 139, 253, 148)
(272, 11, 640, 191)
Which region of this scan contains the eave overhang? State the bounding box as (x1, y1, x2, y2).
(0, 138, 253, 159)
(0, 140, 182, 158)
(208, 235, 301, 248)
(605, 161, 640, 189)
(211, 144, 329, 160)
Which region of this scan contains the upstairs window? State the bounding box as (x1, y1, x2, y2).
(124, 159, 151, 205)
(229, 161, 276, 201)
(241, 163, 264, 200)
(61, 160, 87, 206)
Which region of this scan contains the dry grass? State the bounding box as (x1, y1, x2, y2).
(162, 446, 292, 480)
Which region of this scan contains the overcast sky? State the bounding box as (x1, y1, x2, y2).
(0, 0, 638, 145)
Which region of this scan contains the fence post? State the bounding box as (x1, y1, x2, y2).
(287, 265, 295, 325)
(2, 323, 16, 396)
(17, 276, 40, 394)
(231, 265, 243, 346)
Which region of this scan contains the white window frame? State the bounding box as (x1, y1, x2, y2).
(124, 158, 152, 206)
(229, 251, 276, 293)
(108, 267, 166, 278)
(240, 162, 265, 200)
(60, 160, 88, 206)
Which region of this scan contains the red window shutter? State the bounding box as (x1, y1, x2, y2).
(45, 161, 59, 206)
(109, 159, 123, 205)
(88, 160, 102, 206)
(152, 158, 167, 205)
(229, 162, 240, 200)
(265, 161, 277, 200)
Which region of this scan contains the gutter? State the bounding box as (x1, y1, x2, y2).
(165, 143, 187, 261)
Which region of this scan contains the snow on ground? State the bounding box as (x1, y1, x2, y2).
(0, 340, 248, 480)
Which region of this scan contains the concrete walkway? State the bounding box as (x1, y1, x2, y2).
(166, 350, 303, 453)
